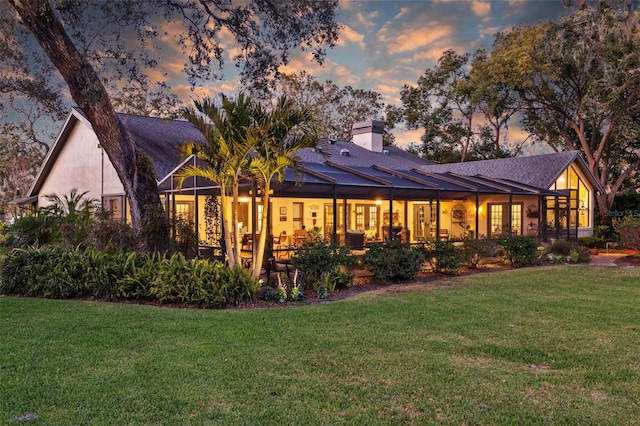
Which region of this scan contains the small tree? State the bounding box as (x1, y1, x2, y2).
(250, 97, 320, 278)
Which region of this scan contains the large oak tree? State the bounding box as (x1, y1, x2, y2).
(3, 0, 340, 243)
(477, 0, 640, 222)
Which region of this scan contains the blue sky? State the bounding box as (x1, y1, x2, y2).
(164, 0, 570, 147)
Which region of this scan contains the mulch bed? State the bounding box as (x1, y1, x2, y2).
(615, 254, 640, 266)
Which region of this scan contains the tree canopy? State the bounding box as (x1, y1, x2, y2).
(478, 0, 640, 220)
(272, 72, 395, 146)
(2, 0, 340, 236)
(397, 49, 520, 163)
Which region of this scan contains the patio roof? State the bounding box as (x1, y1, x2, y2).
(268, 162, 563, 200)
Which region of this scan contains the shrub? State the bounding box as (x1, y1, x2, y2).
(593, 225, 618, 241)
(4, 214, 61, 248)
(171, 216, 199, 259)
(544, 240, 591, 264)
(577, 236, 607, 249)
(546, 239, 574, 256)
(460, 238, 500, 269)
(0, 247, 258, 308)
(422, 240, 463, 275)
(87, 218, 137, 252)
(613, 217, 640, 250)
(290, 237, 353, 288)
(501, 236, 539, 268)
(362, 239, 425, 283)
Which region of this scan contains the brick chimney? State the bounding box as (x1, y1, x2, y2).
(352, 120, 384, 152)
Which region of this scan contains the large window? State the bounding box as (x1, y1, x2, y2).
(552, 165, 590, 227)
(488, 203, 522, 237)
(355, 204, 379, 236)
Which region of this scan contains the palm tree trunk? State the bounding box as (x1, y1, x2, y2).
(252, 185, 271, 278)
(220, 190, 236, 268)
(232, 181, 242, 267)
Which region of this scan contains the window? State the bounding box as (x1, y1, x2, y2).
(488, 203, 522, 237)
(103, 195, 124, 222)
(175, 201, 194, 221)
(324, 203, 350, 235)
(293, 202, 303, 230)
(552, 165, 590, 228)
(355, 204, 379, 235)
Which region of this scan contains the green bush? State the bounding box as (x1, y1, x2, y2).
(422, 240, 463, 275)
(4, 214, 62, 248)
(87, 218, 137, 252)
(613, 217, 640, 250)
(593, 225, 618, 241)
(0, 247, 258, 308)
(544, 240, 591, 264)
(501, 236, 539, 268)
(577, 236, 607, 249)
(460, 238, 500, 269)
(290, 237, 353, 288)
(362, 239, 425, 283)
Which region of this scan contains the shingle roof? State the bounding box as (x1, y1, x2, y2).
(118, 113, 205, 179)
(297, 138, 434, 169)
(417, 151, 592, 190)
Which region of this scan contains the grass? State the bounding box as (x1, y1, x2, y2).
(1, 265, 640, 425)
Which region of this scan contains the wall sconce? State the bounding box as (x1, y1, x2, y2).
(478, 206, 483, 214)
(442, 208, 448, 215)
(375, 199, 382, 205)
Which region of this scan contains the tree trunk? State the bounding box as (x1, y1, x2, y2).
(11, 0, 165, 245)
(252, 185, 271, 278)
(219, 190, 236, 268)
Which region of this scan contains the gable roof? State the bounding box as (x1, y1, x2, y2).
(29, 108, 204, 196)
(118, 113, 205, 179)
(417, 151, 604, 193)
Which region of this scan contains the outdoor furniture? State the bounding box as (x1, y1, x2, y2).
(345, 230, 365, 249)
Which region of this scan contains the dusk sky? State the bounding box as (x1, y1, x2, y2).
(166, 0, 571, 148)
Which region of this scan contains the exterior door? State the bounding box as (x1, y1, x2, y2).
(488, 203, 522, 238)
(413, 204, 431, 240)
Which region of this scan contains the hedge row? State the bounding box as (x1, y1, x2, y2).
(0, 247, 258, 308)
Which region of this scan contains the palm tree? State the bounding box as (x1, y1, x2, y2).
(250, 96, 320, 277)
(177, 94, 256, 268)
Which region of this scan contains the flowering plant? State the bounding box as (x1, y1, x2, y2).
(276, 274, 287, 303)
(290, 269, 303, 302)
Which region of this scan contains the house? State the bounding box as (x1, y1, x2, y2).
(21, 108, 603, 255)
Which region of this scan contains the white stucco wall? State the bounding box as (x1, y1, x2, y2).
(38, 119, 124, 208)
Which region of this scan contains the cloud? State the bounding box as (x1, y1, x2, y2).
(381, 24, 454, 54)
(471, 1, 491, 16)
(393, 128, 424, 148)
(337, 25, 366, 50)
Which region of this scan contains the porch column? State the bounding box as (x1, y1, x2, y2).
(436, 190, 441, 241)
(554, 195, 560, 240)
(508, 193, 513, 237)
(332, 184, 338, 244)
(475, 192, 479, 240)
(343, 197, 348, 236)
(388, 188, 394, 240)
(403, 200, 408, 243)
(194, 187, 199, 256)
(537, 194, 542, 244)
(171, 191, 176, 240)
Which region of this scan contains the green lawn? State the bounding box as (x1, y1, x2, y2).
(2, 265, 640, 425)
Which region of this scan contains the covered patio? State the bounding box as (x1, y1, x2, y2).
(161, 158, 573, 262)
